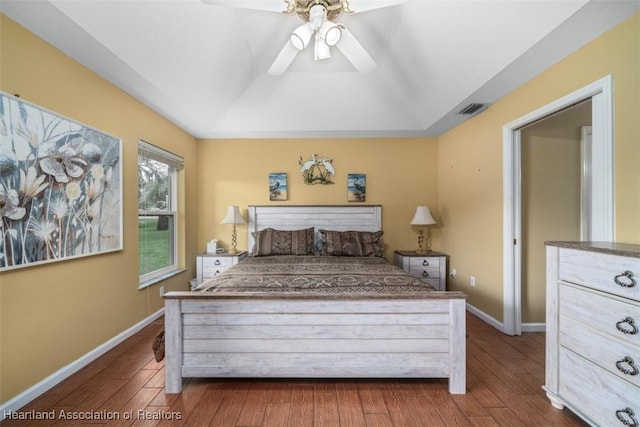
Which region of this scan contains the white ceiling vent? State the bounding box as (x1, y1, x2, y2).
(457, 103, 490, 116)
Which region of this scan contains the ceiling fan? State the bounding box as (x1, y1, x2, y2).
(202, 0, 410, 75)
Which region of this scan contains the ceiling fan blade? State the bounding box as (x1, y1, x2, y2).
(335, 27, 376, 73)
(201, 0, 286, 13)
(268, 41, 299, 75)
(344, 0, 413, 13)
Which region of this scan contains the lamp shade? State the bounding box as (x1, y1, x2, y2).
(410, 205, 436, 226)
(221, 205, 245, 225)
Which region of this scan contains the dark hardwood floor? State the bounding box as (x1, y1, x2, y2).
(1, 313, 588, 426)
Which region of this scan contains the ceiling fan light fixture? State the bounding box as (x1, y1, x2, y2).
(291, 23, 313, 50)
(268, 0, 376, 73)
(321, 22, 342, 46)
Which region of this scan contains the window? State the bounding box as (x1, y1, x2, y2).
(138, 140, 183, 286)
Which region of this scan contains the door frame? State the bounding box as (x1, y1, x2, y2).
(581, 126, 593, 240)
(502, 75, 614, 336)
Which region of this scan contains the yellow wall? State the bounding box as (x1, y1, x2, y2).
(438, 13, 640, 321)
(196, 138, 439, 259)
(0, 16, 199, 403)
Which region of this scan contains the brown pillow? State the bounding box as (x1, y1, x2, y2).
(318, 230, 384, 257)
(358, 230, 385, 257)
(252, 227, 314, 256)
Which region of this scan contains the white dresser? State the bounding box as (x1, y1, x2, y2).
(394, 250, 448, 291)
(545, 242, 640, 427)
(196, 251, 247, 286)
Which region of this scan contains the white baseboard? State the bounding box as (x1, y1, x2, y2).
(466, 303, 546, 334)
(0, 308, 164, 421)
(522, 322, 546, 332)
(466, 303, 506, 333)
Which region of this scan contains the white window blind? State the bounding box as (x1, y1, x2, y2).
(138, 139, 184, 171)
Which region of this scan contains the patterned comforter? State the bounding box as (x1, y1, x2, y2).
(194, 255, 437, 294)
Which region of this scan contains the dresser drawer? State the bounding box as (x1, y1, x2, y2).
(202, 266, 226, 278)
(197, 253, 247, 284)
(202, 257, 233, 269)
(559, 284, 640, 346)
(560, 316, 640, 387)
(408, 258, 440, 278)
(559, 348, 640, 427)
(394, 251, 447, 291)
(418, 278, 441, 290)
(202, 257, 233, 278)
(559, 248, 640, 300)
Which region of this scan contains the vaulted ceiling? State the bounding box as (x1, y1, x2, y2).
(2, 0, 638, 139)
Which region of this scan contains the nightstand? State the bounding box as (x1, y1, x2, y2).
(196, 251, 247, 286)
(394, 250, 448, 291)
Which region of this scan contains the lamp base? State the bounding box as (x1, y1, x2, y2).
(416, 227, 426, 253)
(229, 225, 238, 254)
(415, 226, 431, 254)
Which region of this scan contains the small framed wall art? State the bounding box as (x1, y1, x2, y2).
(347, 173, 366, 202)
(269, 173, 288, 201)
(299, 154, 335, 185)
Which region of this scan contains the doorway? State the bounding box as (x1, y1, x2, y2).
(519, 100, 590, 330)
(502, 75, 614, 336)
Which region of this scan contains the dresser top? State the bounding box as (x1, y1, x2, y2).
(545, 241, 640, 258)
(198, 251, 248, 257)
(395, 250, 448, 257)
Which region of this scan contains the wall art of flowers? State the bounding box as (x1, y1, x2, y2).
(0, 93, 122, 270)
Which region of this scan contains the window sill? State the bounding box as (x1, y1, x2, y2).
(138, 268, 187, 290)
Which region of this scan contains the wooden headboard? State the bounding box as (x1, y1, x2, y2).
(247, 205, 382, 253)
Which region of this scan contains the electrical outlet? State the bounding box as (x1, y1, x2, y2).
(470, 276, 476, 287)
(450, 268, 457, 278)
(159, 286, 165, 296)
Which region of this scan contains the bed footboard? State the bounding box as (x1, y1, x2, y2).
(164, 293, 466, 394)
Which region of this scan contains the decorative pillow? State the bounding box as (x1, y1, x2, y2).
(357, 230, 385, 257)
(318, 230, 384, 257)
(252, 227, 314, 256)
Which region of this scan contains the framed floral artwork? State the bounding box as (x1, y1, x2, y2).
(347, 173, 366, 202)
(0, 92, 123, 270)
(269, 173, 288, 201)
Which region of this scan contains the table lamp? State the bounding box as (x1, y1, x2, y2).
(410, 205, 437, 253)
(221, 205, 245, 254)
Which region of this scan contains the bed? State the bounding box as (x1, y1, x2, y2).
(163, 205, 467, 394)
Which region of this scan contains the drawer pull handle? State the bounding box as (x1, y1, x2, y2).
(616, 317, 639, 335)
(422, 260, 429, 266)
(616, 357, 639, 376)
(214, 260, 221, 265)
(422, 271, 429, 277)
(615, 271, 636, 288)
(616, 408, 638, 427)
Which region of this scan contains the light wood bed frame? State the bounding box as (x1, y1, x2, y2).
(164, 205, 467, 394)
